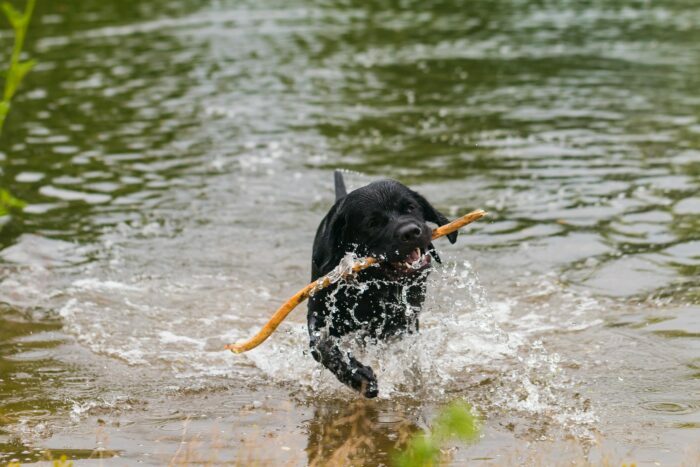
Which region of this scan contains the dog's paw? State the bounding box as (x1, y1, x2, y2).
(350, 364, 378, 398)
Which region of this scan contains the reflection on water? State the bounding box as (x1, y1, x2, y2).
(0, 306, 64, 463)
(0, 0, 699, 463)
(306, 399, 420, 466)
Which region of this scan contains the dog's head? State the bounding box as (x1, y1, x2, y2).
(312, 180, 457, 278)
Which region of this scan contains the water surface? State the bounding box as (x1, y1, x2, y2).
(1, 0, 699, 464)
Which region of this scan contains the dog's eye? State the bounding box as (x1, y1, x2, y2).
(366, 216, 384, 229)
(403, 203, 417, 213)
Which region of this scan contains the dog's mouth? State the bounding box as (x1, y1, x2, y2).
(387, 247, 431, 275)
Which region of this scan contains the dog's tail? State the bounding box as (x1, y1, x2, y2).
(334, 170, 347, 201)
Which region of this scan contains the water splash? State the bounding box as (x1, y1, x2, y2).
(245, 258, 598, 438)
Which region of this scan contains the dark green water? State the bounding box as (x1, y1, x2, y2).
(0, 0, 699, 464)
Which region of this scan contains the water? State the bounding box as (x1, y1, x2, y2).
(0, 0, 699, 464)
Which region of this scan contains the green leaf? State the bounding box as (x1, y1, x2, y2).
(393, 434, 440, 467)
(0, 188, 26, 216)
(16, 58, 35, 78)
(4, 59, 35, 101)
(1, 2, 25, 30)
(432, 400, 479, 442)
(0, 100, 9, 133)
(392, 400, 480, 467)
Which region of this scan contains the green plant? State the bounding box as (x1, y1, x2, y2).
(0, 0, 36, 133)
(0, 0, 35, 216)
(393, 400, 479, 467)
(52, 455, 73, 467)
(0, 185, 24, 212)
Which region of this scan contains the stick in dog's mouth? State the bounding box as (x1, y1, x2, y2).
(225, 209, 487, 354)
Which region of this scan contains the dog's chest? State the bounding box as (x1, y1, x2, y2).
(332, 280, 426, 338)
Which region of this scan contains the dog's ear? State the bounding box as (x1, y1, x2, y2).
(334, 170, 347, 201)
(312, 201, 348, 276)
(412, 191, 457, 244)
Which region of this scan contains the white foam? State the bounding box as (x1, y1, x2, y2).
(72, 278, 142, 292)
(158, 331, 205, 349)
(235, 260, 597, 439)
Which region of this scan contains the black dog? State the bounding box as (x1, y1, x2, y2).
(308, 171, 458, 397)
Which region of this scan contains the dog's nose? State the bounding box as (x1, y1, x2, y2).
(397, 223, 422, 243)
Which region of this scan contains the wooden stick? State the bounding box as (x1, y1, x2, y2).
(225, 209, 487, 353)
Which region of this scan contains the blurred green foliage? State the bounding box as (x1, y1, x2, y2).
(0, 0, 35, 216)
(393, 400, 479, 467)
(0, 0, 36, 132)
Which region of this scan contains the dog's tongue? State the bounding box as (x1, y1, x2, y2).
(407, 248, 421, 263)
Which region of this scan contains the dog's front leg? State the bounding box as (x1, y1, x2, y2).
(308, 315, 378, 398)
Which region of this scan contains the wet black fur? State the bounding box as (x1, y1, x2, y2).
(307, 171, 457, 397)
